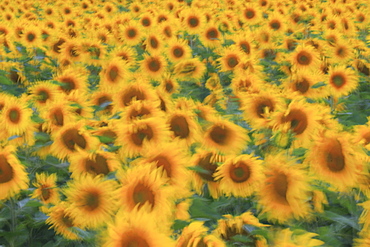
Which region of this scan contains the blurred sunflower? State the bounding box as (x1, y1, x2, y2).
(69, 150, 120, 178)
(0, 145, 28, 200)
(1, 96, 32, 136)
(305, 131, 365, 192)
(217, 46, 244, 72)
(28, 81, 60, 107)
(173, 58, 206, 81)
(31, 173, 59, 205)
(53, 67, 88, 95)
(214, 154, 264, 197)
(271, 228, 324, 247)
(140, 54, 167, 80)
(121, 100, 162, 123)
(119, 21, 143, 46)
(176, 221, 226, 247)
(117, 164, 174, 218)
(241, 89, 284, 129)
(327, 65, 358, 98)
(116, 117, 170, 158)
(109, 45, 137, 67)
(327, 40, 354, 65)
(190, 149, 225, 198)
(166, 38, 192, 63)
(199, 22, 222, 48)
(258, 153, 311, 223)
(241, 3, 262, 25)
(159, 73, 180, 95)
(167, 108, 201, 146)
(50, 121, 100, 160)
(143, 33, 163, 54)
(231, 71, 262, 96)
(290, 44, 321, 72)
(101, 209, 175, 247)
(21, 25, 42, 48)
(180, 8, 206, 34)
(64, 175, 118, 229)
(100, 58, 128, 89)
(112, 79, 157, 111)
(214, 212, 269, 245)
(45, 202, 81, 240)
(203, 117, 249, 154)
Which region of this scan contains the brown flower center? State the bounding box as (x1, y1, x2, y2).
(325, 139, 345, 172)
(85, 154, 110, 176)
(296, 51, 312, 66)
(108, 66, 119, 82)
(273, 172, 288, 204)
(122, 87, 146, 106)
(40, 184, 52, 201)
(294, 78, 309, 93)
(131, 125, 154, 146)
(51, 108, 64, 126)
(9, 108, 21, 124)
(229, 161, 251, 183)
(121, 232, 150, 247)
(149, 155, 172, 178)
(62, 128, 87, 151)
(0, 155, 13, 183)
(133, 182, 155, 209)
(170, 115, 190, 139)
(196, 153, 218, 182)
(256, 98, 274, 118)
(173, 46, 184, 58)
(226, 55, 239, 69)
(281, 109, 308, 135)
(331, 73, 346, 88)
(209, 125, 229, 145)
(83, 190, 100, 211)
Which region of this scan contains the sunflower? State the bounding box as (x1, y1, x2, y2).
(109, 45, 137, 67)
(139, 12, 154, 30)
(180, 8, 206, 34)
(327, 40, 354, 65)
(140, 54, 167, 79)
(101, 209, 175, 247)
(116, 117, 170, 158)
(69, 150, 120, 178)
(120, 100, 162, 123)
(0, 145, 28, 201)
(31, 173, 59, 205)
(173, 58, 206, 81)
(241, 3, 262, 25)
(100, 58, 128, 89)
(353, 121, 370, 151)
(231, 33, 256, 56)
(45, 202, 81, 240)
(117, 164, 174, 219)
(305, 131, 365, 192)
(138, 142, 190, 193)
(230, 71, 262, 96)
(282, 69, 329, 99)
(143, 33, 163, 54)
(327, 65, 358, 98)
(167, 108, 201, 147)
(290, 44, 321, 72)
(64, 175, 118, 229)
(119, 22, 143, 46)
(159, 73, 180, 95)
(40, 96, 77, 133)
(258, 153, 311, 223)
(269, 99, 322, 148)
(91, 89, 115, 117)
(66, 90, 93, 119)
(166, 38, 192, 63)
(217, 46, 244, 72)
(58, 39, 83, 62)
(53, 67, 88, 95)
(214, 154, 264, 197)
(190, 149, 225, 198)
(112, 79, 157, 112)
(214, 212, 269, 245)
(1, 96, 32, 136)
(50, 121, 100, 161)
(199, 22, 222, 48)
(241, 89, 284, 129)
(28, 81, 60, 107)
(203, 117, 249, 155)
(176, 221, 226, 247)
(22, 25, 41, 48)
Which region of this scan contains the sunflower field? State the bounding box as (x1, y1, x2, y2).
(0, 0, 369, 246)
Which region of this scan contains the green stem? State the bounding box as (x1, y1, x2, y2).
(9, 197, 17, 247)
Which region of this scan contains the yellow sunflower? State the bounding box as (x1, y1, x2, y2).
(53, 67, 88, 95)
(140, 54, 167, 80)
(190, 149, 225, 198)
(203, 117, 249, 155)
(117, 164, 174, 219)
(180, 8, 206, 34)
(214, 154, 264, 197)
(217, 46, 244, 72)
(1, 96, 32, 136)
(101, 209, 175, 247)
(241, 3, 262, 25)
(31, 173, 59, 205)
(290, 43, 321, 72)
(258, 153, 311, 224)
(241, 89, 285, 129)
(327, 65, 358, 98)
(173, 58, 207, 81)
(272, 228, 324, 247)
(230, 71, 262, 96)
(100, 58, 128, 89)
(116, 117, 170, 158)
(64, 175, 118, 229)
(28, 81, 60, 107)
(166, 38, 192, 63)
(143, 33, 164, 54)
(109, 45, 137, 67)
(68, 150, 120, 178)
(50, 121, 100, 161)
(45, 202, 81, 240)
(176, 221, 226, 247)
(0, 145, 29, 200)
(159, 73, 180, 95)
(120, 100, 163, 123)
(199, 22, 222, 48)
(167, 108, 201, 147)
(305, 131, 365, 192)
(119, 21, 143, 46)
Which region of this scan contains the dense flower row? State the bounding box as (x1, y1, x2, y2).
(0, 0, 369, 246)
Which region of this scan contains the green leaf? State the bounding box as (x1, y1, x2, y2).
(187, 166, 212, 175)
(172, 220, 189, 231)
(31, 114, 44, 123)
(0, 75, 13, 85)
(311, 81, 326, 89)
(320, 211, 360, 231)
(35, 132, 51, 142)
(189, 197, 222, 221)
(95, 135, 115, 144)
(230, 234, 253, 243)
